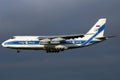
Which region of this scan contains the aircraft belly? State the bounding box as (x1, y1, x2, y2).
(7, 45, 44, 50)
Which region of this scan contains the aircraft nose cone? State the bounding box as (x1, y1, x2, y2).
(1, 41, 6, 47)
(1, 42, 5, 47)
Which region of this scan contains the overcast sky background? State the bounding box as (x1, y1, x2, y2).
(0, 0, 120, 80)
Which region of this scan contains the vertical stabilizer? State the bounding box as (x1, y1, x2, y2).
(87, 18, 106, 37)
(82, 18, 106, 46)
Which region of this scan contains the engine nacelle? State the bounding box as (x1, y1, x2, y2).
(50, 38, 64, 44)
(40, 39, 51, 45)
(40, 38, 64, 45)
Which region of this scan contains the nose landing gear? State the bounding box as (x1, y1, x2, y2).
(17, 50, 20, 53)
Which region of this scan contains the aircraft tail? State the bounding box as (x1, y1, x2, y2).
(86, 18, 106, 38)
(82, 18, 106, 46)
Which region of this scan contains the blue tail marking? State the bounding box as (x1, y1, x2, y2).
(82, 24, 105, 46)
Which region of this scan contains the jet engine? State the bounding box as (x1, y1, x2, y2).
(50, 38, 64, 45)
(40, 39, 51, 45)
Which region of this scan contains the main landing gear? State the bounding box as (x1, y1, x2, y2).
(46, 48, 64, 53)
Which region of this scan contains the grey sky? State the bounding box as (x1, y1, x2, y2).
(0, 0, 120, 80)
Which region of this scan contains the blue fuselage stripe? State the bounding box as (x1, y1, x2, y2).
(82, 24, 105, 46)
(4, 40, 100, 45)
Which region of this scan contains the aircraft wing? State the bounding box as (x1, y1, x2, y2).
(38, 34, 94, 45)
(38, 34, 85, 40)
(60, 34, 84, 39)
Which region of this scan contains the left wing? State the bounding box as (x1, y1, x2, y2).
(38, 34, 85, 40)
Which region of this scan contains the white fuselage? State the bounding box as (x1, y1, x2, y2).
(2, 36, 102, 51)
(1, 18, 107, 53)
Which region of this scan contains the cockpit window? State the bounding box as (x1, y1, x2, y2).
(10, 36, 15, 39)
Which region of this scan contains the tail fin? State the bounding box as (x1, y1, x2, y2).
(87, 18, 106, 38)
(82, 18, 106, 46)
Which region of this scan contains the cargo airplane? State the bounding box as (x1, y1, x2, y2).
(2, 18, 112, 53)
